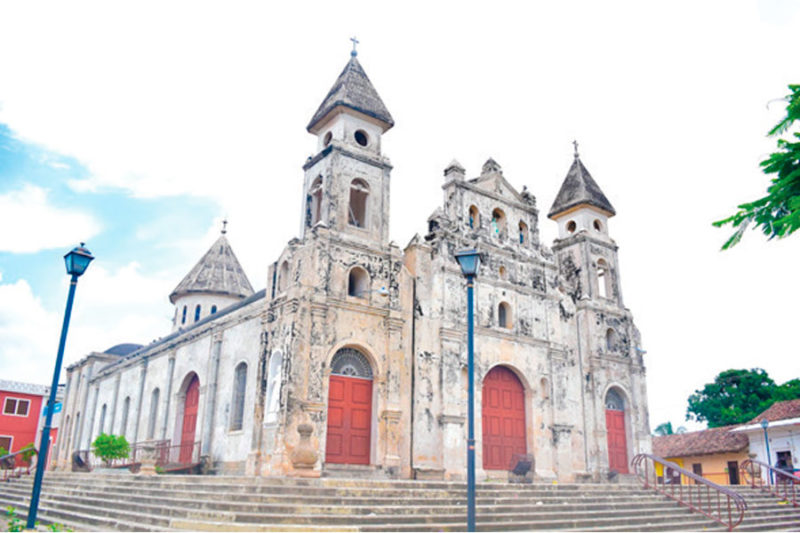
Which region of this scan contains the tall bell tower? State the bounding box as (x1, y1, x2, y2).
(300, 42, 394, 246)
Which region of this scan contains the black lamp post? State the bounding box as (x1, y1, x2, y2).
(454, 249, 481, 532)
(760, 418, 773, 485)
(27, 243, 94, 529)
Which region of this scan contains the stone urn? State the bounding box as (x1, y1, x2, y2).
(290, 423, 318, 477)
(136, 440, 160, 476)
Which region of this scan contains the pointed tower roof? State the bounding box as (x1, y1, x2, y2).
(548, 148, 616, 219)
(169, 228, 254, 304)
(307, 54, 394, 134)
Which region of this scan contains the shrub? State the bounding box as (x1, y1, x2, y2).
(91, 433, 130, 465)
(19, 443, 36, 465)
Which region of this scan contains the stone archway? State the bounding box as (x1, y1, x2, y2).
(325, 347, 373, 465)
(481, 365, 526, 470)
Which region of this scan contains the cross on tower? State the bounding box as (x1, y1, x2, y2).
(573, 139, 580, 159)
(350, 36, 359, 57)
(221, 219, 228, 235)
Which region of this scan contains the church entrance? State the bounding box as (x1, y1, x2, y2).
(481, 366, 526, 470)
(605, 388, 628, 473)
(325, 348, 373, 465)
(180, 374, 200, 464)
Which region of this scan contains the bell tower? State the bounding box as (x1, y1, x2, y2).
(300, 43, 394, 246)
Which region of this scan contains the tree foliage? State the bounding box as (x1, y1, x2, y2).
(91, 433, 130, 465)
(686, 368, 799, 427)
(714, 84, 800, 249)
(653, 422, 686, 436)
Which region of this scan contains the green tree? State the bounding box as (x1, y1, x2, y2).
(687, 368, 781, 427)
(714, 84, 800, 249)
(653, 422, 687, 436)
(91, 433, 130, 466)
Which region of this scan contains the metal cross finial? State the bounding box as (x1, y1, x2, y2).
(221, 219, 228, 235)
(573, 140, 579, 159)
(350, 36, 359, 57)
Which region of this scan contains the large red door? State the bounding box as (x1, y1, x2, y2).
(180, 375, 199, 464)
(482, 366, 526, 470)
(606, 409, 628, 473)
(325, 375, 372, 465)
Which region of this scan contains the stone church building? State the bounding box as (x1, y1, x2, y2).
(56, 51, 651, 481)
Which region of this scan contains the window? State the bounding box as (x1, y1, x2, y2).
(120, 397, 130, 438)
(597, 259, 610, 299)
(499, 266, 507, 280)
(468, 205, 479, 229)
(181, 305, 187, 324)
(593, 219, 603, 232)
(498, 302, 512, 329)
(3, 398, 30, 417)
(567, 220, 577, 233)
(211, 305, 217, 314)
(348, 179, 369, 228)
(278, 261, 290, 293)
(605, 389, 624, 411)
(308, 177, 323, 226)
(491, 208, 507, 239)
(519, 221, 528, 244)
(354, 129, 369, 147)
(147, 389, 159, 439)
(323, 131, 332, 146)
(606, 328, 618, 351)
(331, 347, 373, 378)
(194, 304, 201, 322)
(99, 404, 107, 434)
(348, 267, 369, 297)
(0, 436, 11, 453)
(230, 363, 247, 431)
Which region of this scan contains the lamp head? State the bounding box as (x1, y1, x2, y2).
(64, 243, 94, 277)
(454, 249, 481, 277)
(760, 418, 769, 429)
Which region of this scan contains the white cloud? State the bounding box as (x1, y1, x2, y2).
(0, 184, 101, 253)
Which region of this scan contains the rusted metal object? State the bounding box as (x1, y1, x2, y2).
(632, 453, 747, 531)
(740, 458, 799, 508)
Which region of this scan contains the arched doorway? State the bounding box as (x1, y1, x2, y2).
(605, 388, 628, 473)
(482, 366, 526, 470)
(325, 348, 373, 465)
(180, 374, 200, 464)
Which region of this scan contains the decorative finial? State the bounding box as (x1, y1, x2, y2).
(573, 139, 579, 159)
(350, 36, 359, 57)
(221, 219, 228, 235)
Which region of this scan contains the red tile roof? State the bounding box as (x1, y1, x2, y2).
(749, 399, 800, 424)
(653, 425, 748, 458)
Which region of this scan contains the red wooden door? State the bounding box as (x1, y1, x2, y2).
(482, 366, 526, 470)
(606, 409, 628, 473)
(180, 375, 199, 464)
(325, 375, 372, 465)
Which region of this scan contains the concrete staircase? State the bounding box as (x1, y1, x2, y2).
(2, 473, 799, 531)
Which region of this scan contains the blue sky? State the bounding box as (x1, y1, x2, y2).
(0, 1, 798, 433)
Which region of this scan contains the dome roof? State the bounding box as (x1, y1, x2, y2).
(103, 343, 143, 356)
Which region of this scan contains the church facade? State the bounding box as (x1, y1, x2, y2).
(56, 51, 651, 481)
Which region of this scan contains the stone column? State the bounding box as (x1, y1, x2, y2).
(132, 359, 148, 444)
(161, 355, 176, 441)
(201, 336, 223, 456)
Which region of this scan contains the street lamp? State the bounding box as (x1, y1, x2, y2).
(760, 418, 773, 485)
(27, 243, 94, 528)
(454, 249, 481, 532)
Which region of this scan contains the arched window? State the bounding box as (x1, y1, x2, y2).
(279, 261, 290, 293)
(211, 305, 217, 315)
(491, 208, 507, 239)
(181, 306, 187, 325)
(99, 404, 107, 435)
(230, 362, 247, 431)
(194, 304, 201, 322)
(606, 389, 624, 411)
(120, 396, 130, 438)
(606, 328, 618, 352)
(147, 388, 159, 439)
(468, 205, 480, 229)
(597, 259, 610, 299)
(519, 221, 528, 244)
(265, 351, 283, 424)
(348, 267, 369, 298)
(498, 302, 512, 329)
(348, 179, 369, 228)
(593, 219, 603, 232)
(567, 220, 577, 233)
(331, 347, 373, 378)
(308, 176, 323, 226)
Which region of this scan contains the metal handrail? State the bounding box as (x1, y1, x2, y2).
(1, 447, 38, 482)
(740, 458, 799, 507)
(632, 453, 747, 531)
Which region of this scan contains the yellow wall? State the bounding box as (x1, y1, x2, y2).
(661, 451, 749, 485)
